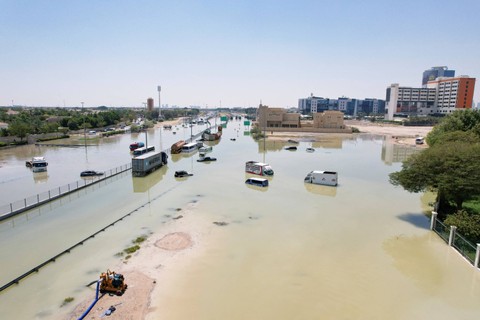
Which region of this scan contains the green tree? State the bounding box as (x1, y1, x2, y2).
(444, 210, 480, 243)
(8, 120, 30, 141)
(427, 109, 480, 146)
(389, 138, 480, 215)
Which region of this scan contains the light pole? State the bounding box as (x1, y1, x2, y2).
(81, 102, 86, 148)
(143, 102, 148, 147)
(157, 85, 161, 120)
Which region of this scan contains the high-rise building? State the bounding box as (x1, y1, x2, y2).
(427, 76, 476, 114)
(386, 75, 476, 119)
(385, 84, 436, 119)
(422, 66, 455, 87)
(147, 98, 154, 111)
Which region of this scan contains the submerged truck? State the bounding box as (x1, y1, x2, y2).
(171, 140, 186, 154)
(245, 161, 274, 176)
(132, 151, 168, 177)
(304, 170, 338, 186)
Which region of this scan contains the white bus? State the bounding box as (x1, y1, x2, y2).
(181, 142, 198, 153)
(133, 145, 155, 156)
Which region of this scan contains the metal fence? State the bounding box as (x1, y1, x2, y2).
(433, 219, 449, 242)
(0, 163, 132, 221)
(431, 211, 480, 269)
(452, 233, 477, 264)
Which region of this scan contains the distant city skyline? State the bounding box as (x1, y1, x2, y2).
(1, 1, 479, 109)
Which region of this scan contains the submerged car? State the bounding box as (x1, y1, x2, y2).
(284, 146, 297, 151)
(174, 170, 193, 178)
(197, 156, 217, 162)
(80, 170, 104, 177)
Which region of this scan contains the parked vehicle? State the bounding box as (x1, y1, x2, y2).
(202, 125, 223, 141)
(197, 156, 217, 162)
(132, 145, 155, 156)
(182, 142, 198, 153)
(171, 140, 186, 154)
(304, 170, 338, 186)
(415, 137, 424, 145)
(129, 142, 145, 151)
(132, 151, 168, 177)
(245, 161, 274, 176)
(26, 157, 48, 173)
(245, 177, 269, 187)
(284, 146, 297, 151)
(80, 170, 104, 177)
(199, 145, 212, 154)
(174, 170, 193, 178)
(306, 148, 315, 153)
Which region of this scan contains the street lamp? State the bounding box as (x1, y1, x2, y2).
(143, 102, 148, 147)
(157, 85, 161, 120)
(81, 102, 86, 148)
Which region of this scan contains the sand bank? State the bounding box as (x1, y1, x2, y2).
(265, 120, 433, 147)
(67, 201, 215, 319)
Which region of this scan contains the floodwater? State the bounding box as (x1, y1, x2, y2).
(1, 120, 480, 320)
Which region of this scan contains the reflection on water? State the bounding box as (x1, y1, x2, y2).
(132, 165, 168, 193)
(32, 171, 48, 184)
(303, 182, 337, 197)
(382, 137, 422, 165)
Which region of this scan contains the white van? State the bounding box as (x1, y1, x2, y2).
(245, 177, 269, 187)
(304, 171, 338, 186)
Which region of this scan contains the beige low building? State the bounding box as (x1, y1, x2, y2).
(256, 105, 351, 133)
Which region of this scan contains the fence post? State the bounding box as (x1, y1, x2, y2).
(59, 187, 61, 195)
(24, 198, 27, 208)
(48, 190, 51, 199)
(475, 244, 480, 269)
(37, 194, 39, 204)
(448, 226, 457, 246)
(10, 203, 13, 213)
(430, 211, 437, 230)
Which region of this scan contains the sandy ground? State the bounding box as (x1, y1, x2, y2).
(67, 201, 214, 320)
(266, 120, 433, 147)
(67, 118, 434, 319)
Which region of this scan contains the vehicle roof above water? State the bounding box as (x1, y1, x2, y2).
(246, 177, 268, 182)
(246, 161, 270, 166)
(133, 151, 164, 160)
(183, 142, 197, 147)
(310, 170, 337, 175)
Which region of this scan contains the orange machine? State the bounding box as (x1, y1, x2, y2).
(99, 270, 127, 295)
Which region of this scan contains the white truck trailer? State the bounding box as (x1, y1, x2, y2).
(132, 151, 168, 177)
(245, 161, 274, 176)
(304, 170, 338, 186)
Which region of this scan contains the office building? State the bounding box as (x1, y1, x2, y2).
(385, 84, 436, 119)
(422, 66, 455, 87)
(386, 76, 476, 119)
(426, 76, 476, 114)
(298, 95, 384, 116)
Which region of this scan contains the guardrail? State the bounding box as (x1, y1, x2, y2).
(0, 163, 132, 221)
(431, 211, 480, 268)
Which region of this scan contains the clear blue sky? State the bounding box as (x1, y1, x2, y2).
(1, 0, 479, 108)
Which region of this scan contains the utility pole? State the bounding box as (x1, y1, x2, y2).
(157, 85, 161, 120)
(81, 102, 86, 148)
(143, 102, 148, 147)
